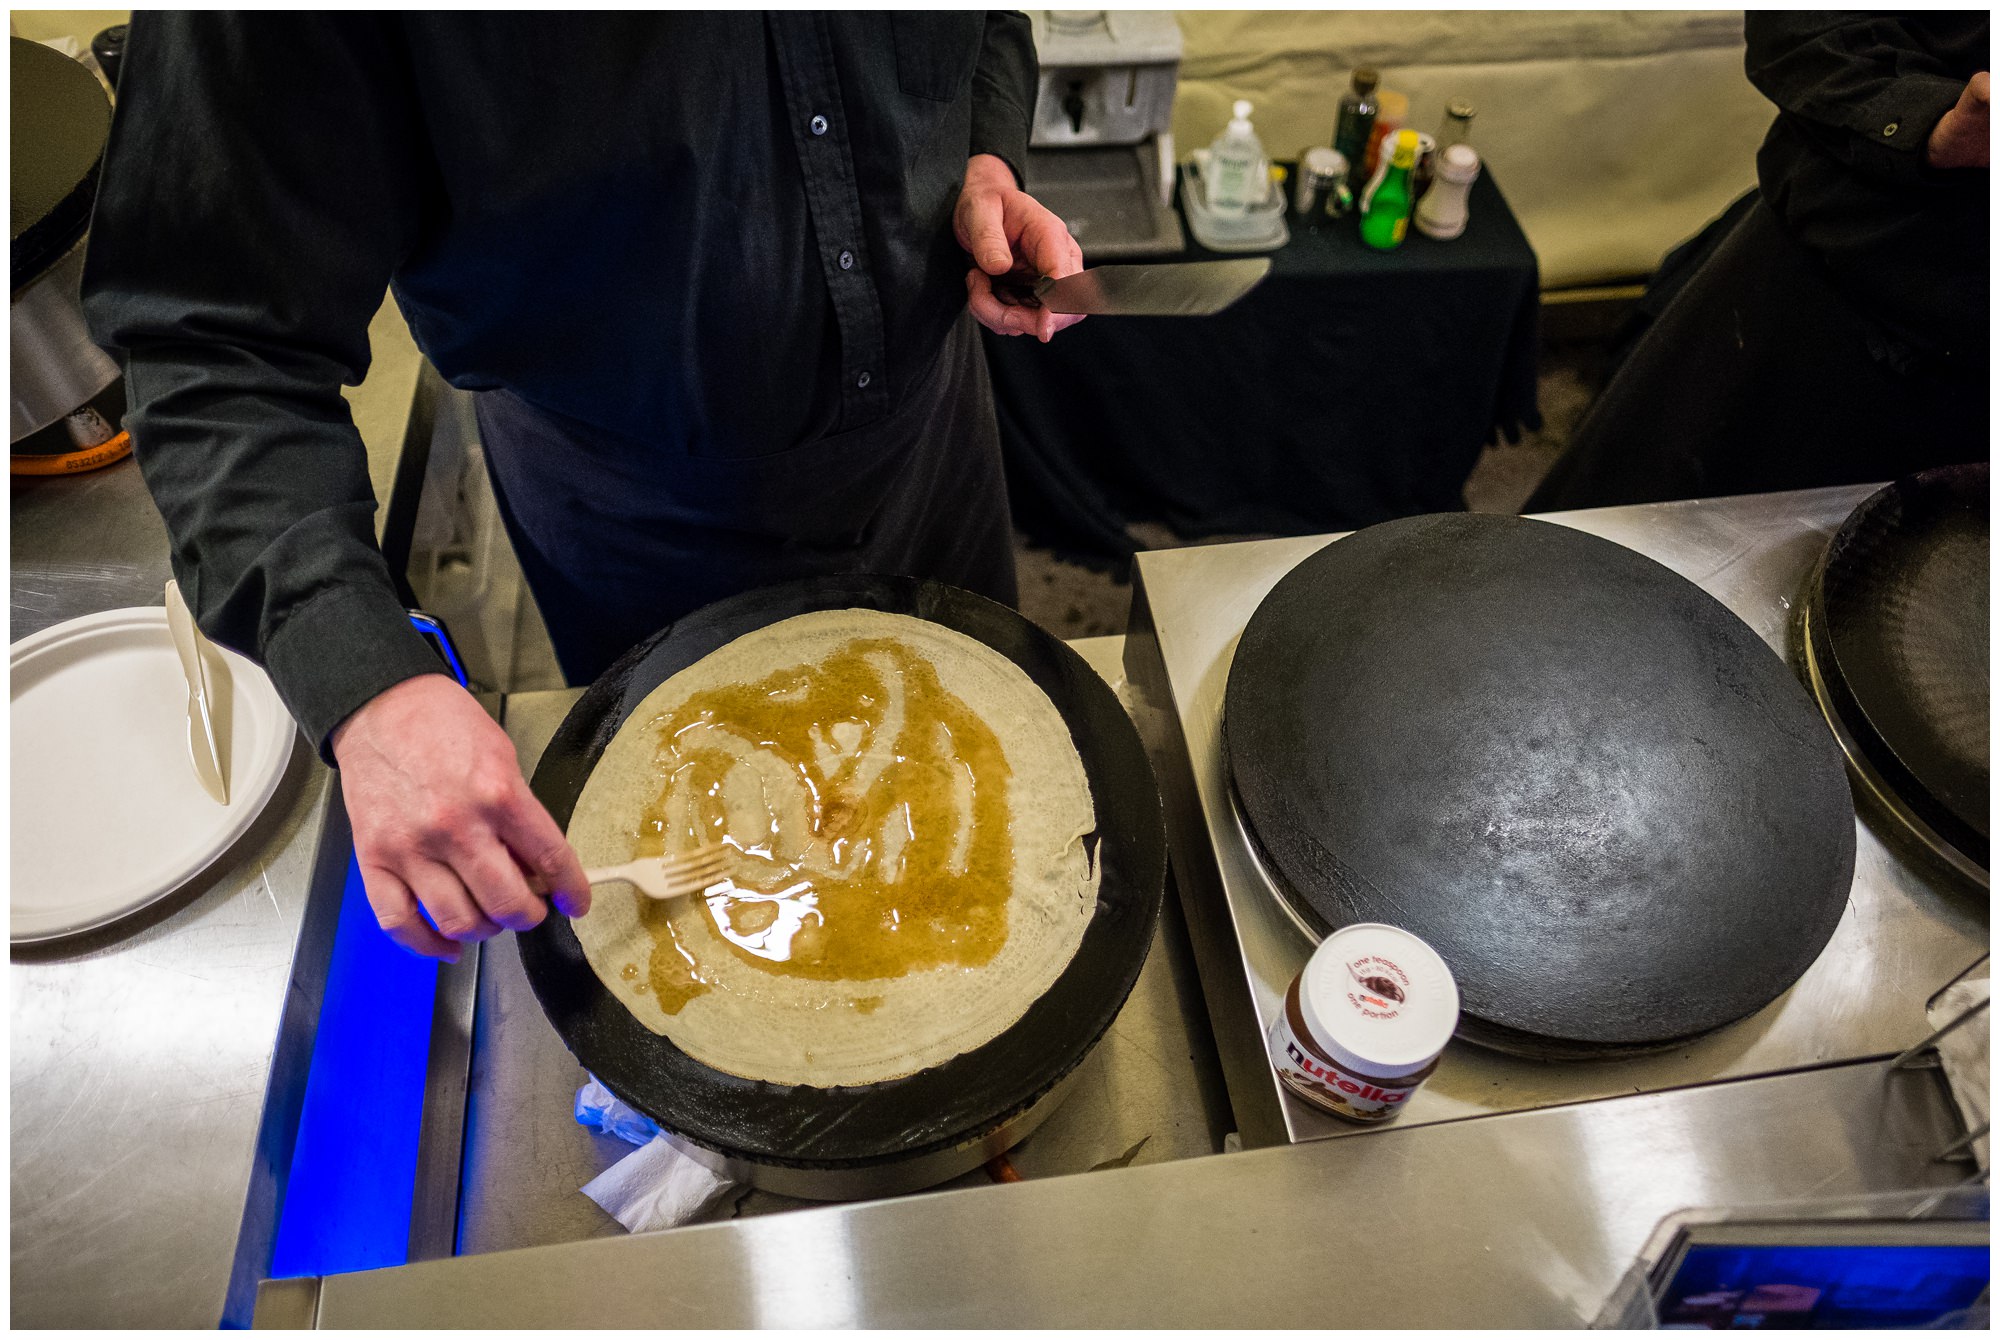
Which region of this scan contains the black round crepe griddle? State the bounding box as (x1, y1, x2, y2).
(1804, 465, 1988, 874)
(519, 576, 1166, 1170)
(1224, 512, 1857, 1058)
(12, 36, 112, 290)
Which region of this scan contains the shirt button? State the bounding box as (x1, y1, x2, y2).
(1883, 121, 1899, 137)
(838, 249, 855, 271)
(855, 371, 872, 389)
(810, 114, 829, 136)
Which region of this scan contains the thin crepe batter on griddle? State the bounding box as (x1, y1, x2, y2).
(570, 609, 1099, 1088)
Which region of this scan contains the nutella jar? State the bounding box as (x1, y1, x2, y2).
(1267, 922, 1459, 1123)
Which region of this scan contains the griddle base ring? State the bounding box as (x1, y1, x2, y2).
(1226, 759, 1700, 1063)
(662, 1066, 1084, 1201)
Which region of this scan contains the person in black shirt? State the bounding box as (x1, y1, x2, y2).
(83, 14, 1085, 959)
(1529, 12, 1987, 512)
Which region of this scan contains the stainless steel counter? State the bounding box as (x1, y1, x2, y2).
(9, 320, 425, 1328)
(1124, 485, 1990, 1149)
(248, 492, 1980, 1329)
(22, 426, 1976, 1328)
(9, 460, 340, 1328)
(10, 757, 336, 1328)
(457, 636, 1231, 1255)
(10, 456, 174, 641)
(266, 1057, 1964, 1327)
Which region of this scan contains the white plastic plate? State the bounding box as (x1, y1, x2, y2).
(11, 607, 297, 942)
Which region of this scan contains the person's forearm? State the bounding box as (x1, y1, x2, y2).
(968, 11, 1036, 189)
(82, 12, 442, 756)
(111, 335, 444, 754)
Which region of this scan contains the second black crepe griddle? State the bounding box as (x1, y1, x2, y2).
(519, 575, 1165, 1187)
(1224, 512, 1857, 1058)
(1803, 465, 1988, 878)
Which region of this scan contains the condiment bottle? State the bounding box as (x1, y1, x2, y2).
(1415, 143, 1480, 240)
(1437, 99, 1476, 155)
(1331, 68, 1379, 176)
(1359, 128, 1420, 250)
(1292, 145, 1350, 225)
(1205, 99, 1268, 217)
(1361, 88, 1409, 178)
(1408, 130, 1439, 200)
(1267, 922, 1460, 1124)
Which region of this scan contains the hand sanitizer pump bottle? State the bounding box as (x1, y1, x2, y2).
(1206, 99, 1267, 218)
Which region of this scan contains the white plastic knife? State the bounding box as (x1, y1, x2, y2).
(165, 580, 229, 806)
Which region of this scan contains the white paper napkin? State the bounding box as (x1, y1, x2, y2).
(575, 1076, 743, 1232)
(582, 1133, 741, 1233)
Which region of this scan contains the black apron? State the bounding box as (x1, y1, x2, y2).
(475, 312, 1017, 682)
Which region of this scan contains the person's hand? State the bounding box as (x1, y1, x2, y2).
(1926, 71, 1989, 170)
(330, 673, 590, 961)
(956, 152, 1087, 343)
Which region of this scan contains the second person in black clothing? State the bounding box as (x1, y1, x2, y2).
(1529, 11, 1988, 512)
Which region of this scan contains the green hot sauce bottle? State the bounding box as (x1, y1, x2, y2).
(1360, 128, 1420, 251)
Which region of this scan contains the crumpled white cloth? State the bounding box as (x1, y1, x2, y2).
(575, 1076, 742, 1233)
(1927, 978, 1990, 1170)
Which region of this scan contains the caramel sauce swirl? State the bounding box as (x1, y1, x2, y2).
(629, 637, 1014, 1012)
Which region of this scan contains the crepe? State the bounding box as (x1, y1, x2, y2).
(569, 609, 1100, 1088)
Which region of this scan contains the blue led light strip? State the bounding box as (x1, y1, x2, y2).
(267, 612, 468, 1282)
(267, 859, 438, 1280)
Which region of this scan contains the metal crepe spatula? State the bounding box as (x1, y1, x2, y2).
(165, 580, 229, 806)
(993, 257, 1271, 317)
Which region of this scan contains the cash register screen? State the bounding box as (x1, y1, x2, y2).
(1651, 1221, 1989, 1329)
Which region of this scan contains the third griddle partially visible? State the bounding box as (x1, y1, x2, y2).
(1223, 513, 1857, 1057)
(1805, 465, 1989, 874)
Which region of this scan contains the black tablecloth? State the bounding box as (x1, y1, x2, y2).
(987, 168, 1542, 559)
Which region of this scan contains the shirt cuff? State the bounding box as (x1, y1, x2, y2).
(969, 121, 1030, 191)
(1854, 73, 1969, 185)
(260, 584, 451, 763)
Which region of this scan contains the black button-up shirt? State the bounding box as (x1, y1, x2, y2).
(81, 12, 1036, 752)
(1745, 12, 1988, 361)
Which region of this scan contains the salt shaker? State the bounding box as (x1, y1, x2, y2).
(1414, 143, 1479, 241)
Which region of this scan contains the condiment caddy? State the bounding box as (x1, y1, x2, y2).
(1296, 71, 1484, 249)
(1184, 79, 1482, 252)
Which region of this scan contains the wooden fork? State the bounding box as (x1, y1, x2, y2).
(585, 841, 731, 902)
